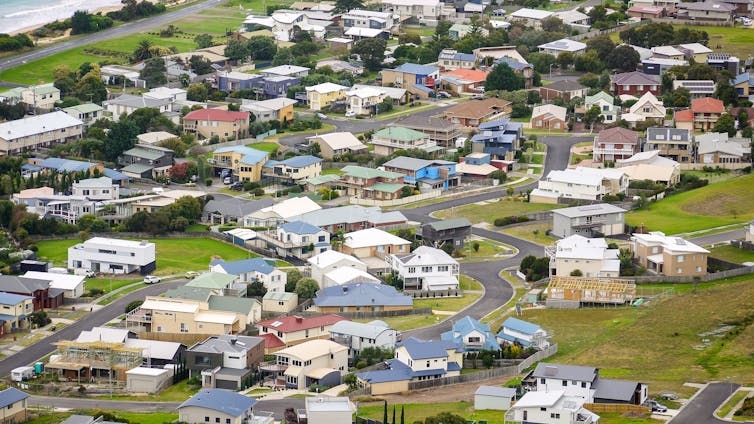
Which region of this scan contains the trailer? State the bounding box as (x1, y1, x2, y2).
(11, 366, 35, 382)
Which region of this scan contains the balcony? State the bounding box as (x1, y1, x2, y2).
(126, 309, 152, 323)
(593, 147, 635, 157)
(255, 231, 309, 249)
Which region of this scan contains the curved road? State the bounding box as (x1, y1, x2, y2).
(670, 383, 753, 424)
(0, 0, 225, 75)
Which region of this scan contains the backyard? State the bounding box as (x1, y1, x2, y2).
(607, 25, 754, 58)
(355, 314, 440, 331)
(434, 198, 562, 225)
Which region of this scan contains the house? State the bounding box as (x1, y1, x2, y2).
(329, 320, 398, 356)
(10, 186, 102, 225)
(307, 132, 368, 159)
(387, 245, 460, 291)
(63, 103, 104, 126)
(136, 131, 178, 145)
(126, 296, 242, 337)
(645, 127, 693, 163)
(730, 73, 752, 99)
(298, 205, 408, 233)
(185, 335, 265, 390)
(262, 291, 298, 314)
(184, 272, 247, 297)
(696, 132, 751, 164)
(22, 271, 85, 299)
(118, 144, 175, 178)
(507, 8, 554, 29)
(448, 24, 488, 40)
(261, 65, 310, 78)
(441, 316, 499, 351)
(475, 386, 517, 411)
(356, 338, 463, 395)
(215, 71, 263, 92)
(546, 235, 620, 278)
(473, 46, 528, 65)
(679, 0, 734, 21)
(615, 150, 681, 185)
(178, 389, 257, 424)
(440, 69, 489, 96)
(273, 339, 348, 389)
(494, 57, 535, 89)
(382, 157, 459, 191)
(345, 87, 391, 116)
(393, 115, 462, 148)
(243, 196, 322, 227)
(675, 97, 725, 132)
(627, 4, 666, 18)
(498, 317, 549, 350)
(262, 155, 322, 184)
(554, 9, 590, 26)
(321, 267, 380, 288)
(641, 57, 688, 76)
(256, 221, 330, 259)
(183, 109, 250, 141)
(0, 388, 30, 423)
(678, 42, 714, 62)
(240, 98, 296, 123)
(651, 45, 685, 60)
(380, 0, 442, 25)
(314, 282, 414, 312)
(438, 49, 477, 71)
(68, 237, 155, 275)
(444, 99, 512, 127)
(719, 0, 753, 14)
(304, 397, 355, 424)
(0, 111, 84, 156)
(0, 84, 60, 110)
(540, 80, 588, 103)
(672, 80, 716, 99)
(0, 292, 33, 336)
(371, 127, 436, 156)
(103, 94, 172, 117)
(342, 9, 396, 33)
(504, 390, 600, 424)
(592, 127, 640, 163)
(531, 167, 628, 203)
(584, 92, 620, 124)
(631, 231, 709, 276)
(209, 258, 286, 293)
(707, 53, 740, 75)
(126, 367, 173, 394)
(530, 104, 567, 131)
(610, 71, 660, 96)
(203, 197, 275, 225)
(211, 145, 269, 183)
(308, 250, 368, 287)
(72, 177, 120, 200)
(552, 204, 627, 238)
(538, 39, 588, 56)
(342, 228, 411, 272)
(306, 83, 349, 111)
(256, 314, 348, 351)
(471, 118, 524, 160)
(338, 165, 406, 201)
(422, 218, 472, 249)
(382, 63, 439, 92)
(622, 91, 666, 127)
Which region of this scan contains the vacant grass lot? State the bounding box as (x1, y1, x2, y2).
(459, 238, 515, 262)
(413, 290, 481, 312)
(434, 198, 562, 224)
(35, 238, 256, 276)
(709, 245, 754, 264)
(523, 276, 754, 393)
(25, 411, 177, 424)
(500, 221, 557, 246)
(355, 314, 439, 331)
(626, 174, 754, 234)
(357, 401, 506, 424)
(607, 25, 754, 58)
(246, 141, 280, 153)
(110, 379, 199, 402)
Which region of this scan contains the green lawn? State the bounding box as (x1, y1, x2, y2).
(35, 238, 257, 276)
(709, 245, 754, 264)
(413, 290, 480, 312)
(626, 174, 754, 234)
(434, 198, 562, 225)
(501, 221, 558, 246)
(109, 379, 199, 402)
(599, 413, 662, 424)
(459, 274, 484, 291)
(246, 141, 280, 153)
(717, 390, 750, 418)
(459, 238, 515, 262)
(403, 26, 436, 37)
(683, 169, 741, 185)
(86, 278, 142, 295)
(355, 314, 439, 331)
(356, 401, 507, 424)
(25, 411, 178, 424)
(322, 168, 344, 176)
(222, 0, 295, 13)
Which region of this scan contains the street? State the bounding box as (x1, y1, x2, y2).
(670, 383, 752, 424)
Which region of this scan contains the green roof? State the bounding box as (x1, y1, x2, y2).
(186, 272, 237, 290)
(0, 87, 23, 98)
(263, 291, 296, 301)
(165, 286, 213, 301)
(428, 218, 472, 231)
(121, 163, 154, 174)
(342, 165, 404, 180)
(585, 91, 614, 105)
(123, 147, 165, 161)
(303, 174, 340, 185)
(421, 145, 444, 153)
(369, 182, 405, 193)
(64, 103, 103, 113)
(208, 295, 258, 315)
(373, 126, 429, 142)
(35, 86, 60, 95)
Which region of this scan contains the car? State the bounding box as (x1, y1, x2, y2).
(223, 176, 232, 185)
(345, 111, 356, 117)
(230, 181, 244, 191)
(643, 400, 668, 413)
(471, 94, 484, 100)
(185, 271, 199, 279)
(143, 275, 161, 284)
(437, 91, 451, 99)
(317, 113, 328, 119)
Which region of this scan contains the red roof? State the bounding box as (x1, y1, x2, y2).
(260, 333, 286, 349)
(597, 127, 639, 145)
(184, 108, 250, 122)
(674, 109, 693, 122)
(691, 97, 724, 114)
(443, 69, 489, 83)
(256, 314, 347, 333)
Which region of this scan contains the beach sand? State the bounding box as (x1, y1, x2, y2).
(9, 5, 125, 37)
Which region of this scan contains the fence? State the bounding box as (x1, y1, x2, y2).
(30, 231, 228, 243)
(584, 403, 650, 414)
(680, 163, 749, 170)
(569, 21, 645, 41)
(404, 289, 464, 298)
(289, 308, 433, 320)
(654, 18, 734, 27)
(349, 189, 443, 207)
(632, 265, 754, 283)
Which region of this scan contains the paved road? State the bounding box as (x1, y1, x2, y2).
(29, 395, 181, 412)
(0, 280, 184, 378)
(0, 0, 225, 75)
(689, 228, 746, 246)
(670, 383, 753, 424)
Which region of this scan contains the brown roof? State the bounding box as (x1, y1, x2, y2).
(691, 97, 724, 114)
(444, 98, 512, 119)
(596, 127, 639, 145)
(256, 314, 347, 333)
(543, 79, 587, 93)
(674, 109, 693, 122)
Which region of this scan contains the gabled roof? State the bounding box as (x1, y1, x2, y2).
(280, 220, 324, 235)
(674, 109, 693, 122)
(0, 275, 51, 294)
(265, 155, 322, 168)
(0, 111, 82, 141)
(307, 249, 364, 268)
(325, 267, 379, 285)
(611, 71, 660, 85)
(593, 379, 642, 402)
(596, 127, 639, 145)
(314, 282, 413, 307)
(308, 132, 366, 150)
(501, 317, 543, 335)
(203, 197, 274, 218)
(552, 203, 627, 218)
(391, 63, 439, 76)
(531, 362, 598, 382)
(0, 291, 33, 305)
(509, 8, 554, 19)
(373, 126, 429, 142)
(341, 165, 404, 180)
(426, 218, 472, 231)
(257, 314, 347, 332)
(330, 320, 391, 339)
(212, 145, 269, 165)
(442, 69, 489, 83)
(399, 337, 461, 359)
(210, 257, 276, 275)
(209, 294, 259, 315)
(678, 42, 713, 55)
(393, 245, 458, 266)
(178, 389, 257, 417)
(344, 228, 411, 248)
(185, 272, 237, 290)
(184, 109, 250, 122)
(682, 0, 734, 11)
(305, 82, 349, 94)
(691, 97, 724, 113)
(532, 104, 567, 121)
(543, 79, 587, 93)
(538, 39, 587, 53)
(445, 98, 512, 120)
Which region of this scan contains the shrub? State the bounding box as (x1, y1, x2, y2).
(493, 215, 531, 227)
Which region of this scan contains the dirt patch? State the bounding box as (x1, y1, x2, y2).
(368, 374, 513, 405)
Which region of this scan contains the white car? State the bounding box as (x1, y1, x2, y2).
(316, 113, 328, 119)
(143, 275, 161, 284)
(345, 111, 356, 117)
(185, 271, 199, 279)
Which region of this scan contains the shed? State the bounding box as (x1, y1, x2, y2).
(474, 385, 516, 410)
(126, 366, 173, 393)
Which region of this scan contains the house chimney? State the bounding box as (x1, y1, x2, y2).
(295, 316, 303, 322)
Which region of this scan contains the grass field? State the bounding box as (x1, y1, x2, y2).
(246, 141, 280, 153)
(459, 274, 484, 291)
(110, 379, 199, 402)
(459, 237, 515, 262)
(606, 25, 754, 58)
(521, 275, 754, 393)
(25, 411, 177, 424)
(413, 290, 481, 312)
(626, 174, 754, 234)
(355, 314, 439, 331)
(717, 389, 750, 418)
(434, 198, 562, 225)
(709, 245, 754, 264)
(500, 221, 558, 246)
(35, 238, 257, 276)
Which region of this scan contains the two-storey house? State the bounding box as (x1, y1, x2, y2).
(674, 97, 724, 132)
(262, 155, 322, 184)
(531, 167, 629, 203)
(0, 292, 34, 336)
(0, 111, 84, 156)
(274, 339, 348, 389)
(186, 335, 265, 390)
(631, 231, 708, 276)
(68, 237, 156, 275)
(329, 320, 398, 357)
(210, 258, 286, 294)
(306, 83, 349, 111)
(382, 157, 459, 191)
(470, 118, 524, 160)
(256, 314, 348, 352)
(584, 91, 619, 124)
(183, 109, 250, 141)
(551, 204, 627, 238)
(307, 250, 368, 288)
(338, 165, 405, 201)
(505, 391, 600, 424)
(71, 177, 119, 201)
(441, 316, 500, 351)
(545, 235, 620, 278)
(645, 127, 693, 163)
(622, 91, 666, 128)
(387, 245, 460, 291)
(0, 276, 63, 311)
(210, 145, 269, 183)
(610, 71, 660, 96)
(257, 221, 331, 260)
(63, 103, 104, 126)
(342, 228, 411, 273)
(371, 127, 436, 157)
(498, 317, 549, 350)
(592, 127, 639, 163)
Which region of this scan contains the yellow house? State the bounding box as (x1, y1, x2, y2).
(126, 296, 242, 336)
(243, 98, 297, 124)
(182, 109, 250, 141)
(306, 82, 348, 111)
(262, 155, 323, 183)
(0, 388, 30, 423)
(0, 292, 33, 336)
(678, 43, 713, 63)
(211, 145, 269, 182)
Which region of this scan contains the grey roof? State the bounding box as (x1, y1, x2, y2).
(215, 367, 251, 378)
(165, 286, 213, 301)
(122, 147, 168, 161)
(105, 94, 171, 109)
(394, 115, 461, 132)
(593, 379, 642, 402)
(178, 389, 256, 417)
(531, 362, 598, 382)
(208, 295, 259, 315)
(203, 197, 275, 219)
(330, 320, 393, 339)
(552, 203, 627, 218)
(475, 385, 517, 398)
(0, 275, 51, 294)
(61, 415, 98, 424)
(426, 218, 472, 231)
(299, 205, 407, 227)
(314, 282, 414, 308)
(646, 127, 691, 143)
(682, 0, 735, 11)
(544, 80, 586, 92)
(189, 335, 264, 354)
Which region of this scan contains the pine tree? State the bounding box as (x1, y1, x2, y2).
(400, 406, 404, 424)
(383, 401, 388, 424)
(392, 406, 396, 424)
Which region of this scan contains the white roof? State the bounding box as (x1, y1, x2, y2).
(308, 250, 365, 268)
(679, 43, 713, 54)
(137, 131, 178, 144)
(262, 65, 309, 76)
(23, 271, 84, 291)
(554, 235, 619, 262)
(126, 366, 169, 376)
(382, 0, 439, 6)
(512, 390, 565, 408)
(344, 228, 411, 248)
(510, 8, 554, 19)
(697, 140, 748, 157)
(217, 71, 260, 81)
(544, 167, 624, 185)
(554, 9, 589, 23)
(244, 15, 275, 26)
(125, 339, 182, 360)
(0, 111, 82, 141)
(455, 162, 498, 176)
(346, 86, 384, 99)
(305, 82, 348, 94)
(306, 397, 355, 413)
(195, 311, 238, 325)
(255, 196, 322, 220)
(330, 320, 391, 339)
(82, 237, 155, 249)
(345, 27, 385, 37)
(308, 132, 366, 150)
(651, 45, 685, 57)
(277, 339, 347, 361)
(532, 104, 567, 122)
(271, 11, 304, 24)
(343, 9, 392, 19)
(141, 298, 200, 314)
(552, 203, 627, 218)
(538, 38, 587, 53)
(616, 150, 678, 167)
(225, 228, 257, 240)
(618, 164, 678, 183)
(325, 267, 380, 284)
(629, 91, 666, 117)
(631, 231, 709, 253)
(394, 246, 458, 266)
(76, 327, 131, 343)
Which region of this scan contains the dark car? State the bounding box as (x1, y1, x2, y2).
(229, 181, 244, 191)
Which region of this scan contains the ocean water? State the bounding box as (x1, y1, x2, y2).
(0, 0, 123, 34)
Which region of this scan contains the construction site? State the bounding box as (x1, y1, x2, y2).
(45, 340, 144, 383)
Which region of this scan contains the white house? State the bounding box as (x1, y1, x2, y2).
(394, 337, 463, 378)
(257, 221, 330, 260)
(305, 397, 355, 424)
(103, 94, 172, 117)
(275, 339, 348, 389)
(380, 0, 442, 25)
(342, 9, 396, 32)
(341, 228, 411, 273)
(67, 237, 156, 275)
(386, 245, 460, 291)
(71, 177, 119, 201)
(475, 386, 517, 410)
(209, 258, 286, 293)
(322, 267, 380, 288)
(622, 91, 666, 127)
(307, 250, 368, 287)
(498, 317, 549, 350)
(508, 8, 554, 29)
(243, 196, 322, 228)
(329, 319, 398, 356)
(22, 271, 86, 299)
(0, 83, 60, 110)
(545, 235, 620, 278)
(505, 390, 601, 424)
(538, 39, 588, 56)
(345, 87, 388, 116)
(530, 167, 628, 203)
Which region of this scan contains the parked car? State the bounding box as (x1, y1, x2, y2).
(437, 91, 451, 99)
(643, 400, 668, 413)
(317, 113, 328, 119)
(345, 111, 356, 117)
(185, 271, 199, 279)
(223, 176, 232, 185)
(229, 181, 244, 191)
(143, 275, 161, 284)
(471, 94, 484, 100)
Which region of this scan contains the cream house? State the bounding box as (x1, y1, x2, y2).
(126, 297, 241, 336)
(306, 83, 349, 111)
(545, 235, 620, 278)
(275, 339, 348, 389)
(256, 314, 348, 349)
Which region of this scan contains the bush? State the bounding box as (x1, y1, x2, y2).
(125, 300, 143, 314)
(252, 188, 265, 196)
(493, 215, 531, 227)
(205, 178, 213, 186)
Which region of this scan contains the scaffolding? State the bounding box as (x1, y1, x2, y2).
(546, 276, 637, 305)
(47, 340, 144, 381)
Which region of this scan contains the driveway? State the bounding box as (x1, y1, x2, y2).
(670, 383, 753, 424)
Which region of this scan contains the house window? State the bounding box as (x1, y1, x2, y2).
(205, 417, 209, 422)
(697, 266, 703, 272)
(438, 265, 448, 272)
(421, 266, 432, 272)
(541, 407, 547, 411)
(216, 418, 220, 423)
(426, 361, 430, 367)
(677, 255, 685, 263)
(581, 382, 587, 388)
(408, 267, 416, 273)
(180, 323, 188, 333)
(677, 267, 682, 274)
(562, 381, 567, 386)
(541, 378, 546, 384)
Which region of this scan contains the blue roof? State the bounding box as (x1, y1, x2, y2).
(393, 63, 438, 76)
(732, 72, 749, 85)
(178, 389, 256, 417)
(501, 317, 542, 335)
(103, 168, 130, 182)
(440, 316, 500, 351)
(0, 292, 33, 306)
(0, 314, 16, 322)
(412, 84, 433, 93)
(214, 145, 269, 165)
(314, 283, 414, 308)
(497, 332, 531, 347)
(39, 158, 95, 173)
(453, 316, 491, 334)
(398, 337, 454, 360)
(494, 57, 532, 71)
(210, 257, 275, 275)
(280, 220, 323, 235)
(447, 361, 462, 371)
(0, 388, 29, 409)
(478, 118, 511, 131)
(451, 52, 476, 62)
(22, 164, 42, 172)
(357, 359, 414, 383)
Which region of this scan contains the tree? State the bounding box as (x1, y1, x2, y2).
(139, 57, 167, 88)
(383, 401, 388, 424)
(74, 67, 108, 103)
(189, 55, 214, 75)
(583, 105, 603, 133)
(247, 281, 267, 297)
(272, 47, 294, 66)
(286, 269, 303, 292)
(71, 10, 92, 34)
(425, 413, 466, 424)
(104, 118, 139, 162)
(586, 35, 615, 62)
(557, 52, 574, 70)
(133, 39, 154, 62)
(435, 20, 453, 39)
(605, 45, 640, 73)
(713, 113, 736, 137)
(574, 50, 604, 73)
(401, 406, 405, 424)
(187, 83, 209, 101)
(352, 38, 387, 72)
(715, 75, 738, 107)
(570, 269, 583, 276)
(246, 36, 277, 60)
(540, 16, 566, 33)
(485, 62, 523, 91)
(294, 278, 319, 299)
(224, 39, 249, 62)
(527, 52, 557, 73)
(194, 33, 213, 49)
(29, 311, 51, 328)
(333, 0, 364, 13)
(125, 300, 143, 314)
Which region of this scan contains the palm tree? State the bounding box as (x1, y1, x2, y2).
(133, 39, 153, 62)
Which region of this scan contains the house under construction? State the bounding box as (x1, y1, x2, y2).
(546, 276, 637, 308)
(46, 340, 144, 383)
